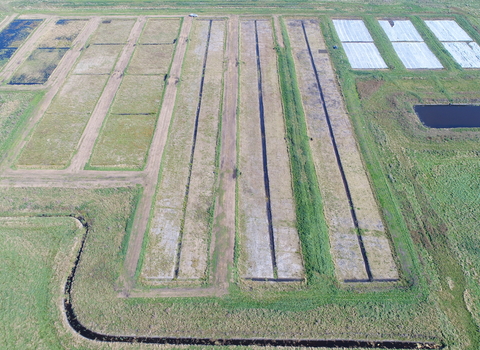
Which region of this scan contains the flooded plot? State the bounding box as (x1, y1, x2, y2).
(72, 44, 122, 74)
(392, 42, 443, 69)
(9, 48, 68, 84)
(343, 43, 387, 69)
(425, 20, 472, 42)
(332, 19, 373, 42)
(88, 114, 156, 169)
(415, 105, 480, 128)
(238, 20, 303, 281)
(0, 19, 42, 49)
(139, 18, 181, 44)
(38, 19, 87, 48)
(378, 20, 423, 42)
(142, 20, 223, 282)
(0, 48, 16, 67)
(442, 42, 480, 68)
(127, 44, 175, 75)
(89, 18, 135, 44)
(286, 19, 398, 282)
(0, 19, 42, 69)
(17, 75, 108, 168)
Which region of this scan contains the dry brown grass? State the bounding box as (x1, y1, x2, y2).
(139, 18, 181, 44)
(127, 44, 175, 75)
(73, 44, 122, 74)
(109, 75, 164, 115)
(88, 114, 157, 169)
(38, 19, 87, 48)
(89, 18, 135, 44)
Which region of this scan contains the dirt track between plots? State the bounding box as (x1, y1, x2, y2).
(69, 16, 146, 172)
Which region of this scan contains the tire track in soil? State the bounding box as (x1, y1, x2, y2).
(300, 20, 373, 281)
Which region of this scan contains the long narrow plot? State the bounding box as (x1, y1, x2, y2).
(89, 18, 181, 170)
(287, 19, 397, 282)
(142, 20, 225, 283)
(238, 20, 304, 281)
(379, 20, 442, 69)
(16, 19, 137, 168)
(332, 19, 387, 69)
(425, 20, 480, 68)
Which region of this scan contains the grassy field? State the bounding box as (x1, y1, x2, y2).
(0, 217, 83, 349)
(0, 187, 139, 350)
(0, 91, 42, 161)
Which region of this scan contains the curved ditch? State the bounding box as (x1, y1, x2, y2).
(45, 213, 440, 348)
(299, 20, 373, 281)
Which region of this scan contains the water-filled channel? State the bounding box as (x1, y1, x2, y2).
(415, 105, 480, 128)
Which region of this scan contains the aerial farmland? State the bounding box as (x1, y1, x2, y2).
(0, 1, 480, 349)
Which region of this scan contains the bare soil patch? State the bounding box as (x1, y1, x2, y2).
(357, 79, 384, 100)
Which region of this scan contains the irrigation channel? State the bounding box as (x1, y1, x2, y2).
(173, 19, 212, 279)
(300, 21, 373, 282)
(27, 212, 437, 348)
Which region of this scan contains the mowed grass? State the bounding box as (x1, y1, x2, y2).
(9, 48, 68, 84)
(17, 75, 108, 168)
(0, 217, 82, 349)
(88, 114, 156, 169)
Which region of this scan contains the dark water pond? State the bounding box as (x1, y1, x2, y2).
(415, 105, 480, 128)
